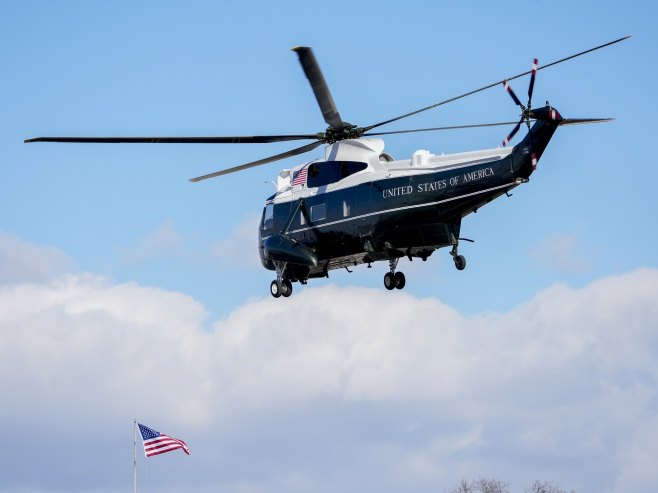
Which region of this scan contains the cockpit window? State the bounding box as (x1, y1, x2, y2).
(306, 161, 367, 188)
(262, 203, 274, 231)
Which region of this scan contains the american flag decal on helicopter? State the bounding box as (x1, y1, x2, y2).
(291, 164, 308, 186)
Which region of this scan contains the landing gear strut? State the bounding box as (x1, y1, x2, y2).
(384, 258, 406, 290)
(270, 261, 293, 298)
(450, 242, 467, 271)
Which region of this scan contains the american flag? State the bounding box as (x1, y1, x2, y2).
(138, 423, 190, 458)
(291, 165, 308, 186)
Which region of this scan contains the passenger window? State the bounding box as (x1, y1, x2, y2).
(310, 203, 327, 221)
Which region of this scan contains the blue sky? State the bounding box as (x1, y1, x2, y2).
(1, 1, 657, 493)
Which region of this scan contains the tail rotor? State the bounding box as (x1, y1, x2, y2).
(502, 58, 539, 147)
(502, 120, 522, 147)
(528, 58, 537, 105)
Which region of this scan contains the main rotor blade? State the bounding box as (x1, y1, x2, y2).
(364, 36, 629, 132)
(25, 134, 318, 144)
(364, 117, 613, 139)
(189, 140, 323, 182)
(292, 46, 344, 129)
(558, 117, 614, 126)
(363, 121, 522, 136)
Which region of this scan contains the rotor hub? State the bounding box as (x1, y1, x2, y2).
(318, 123, 364, 143)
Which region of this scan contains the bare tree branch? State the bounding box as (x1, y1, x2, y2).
(450, 477, 572, 493)
(473, 477, 510, 493)
(523, 479, 567, 493)
(450, 479, 474, 493)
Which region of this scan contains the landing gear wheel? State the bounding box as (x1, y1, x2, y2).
(454, 255, 466, 271)
(281, 279, 293, 297)
(383, 272, 395, 290)
(270, 280, 282, 298)
(394, 271, 406, 289)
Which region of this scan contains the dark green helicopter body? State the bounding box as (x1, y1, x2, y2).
(259, 108, 560, 293)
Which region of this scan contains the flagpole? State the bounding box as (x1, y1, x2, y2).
(133, 419, 137, 493)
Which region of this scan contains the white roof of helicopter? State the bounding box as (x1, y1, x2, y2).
(271, 138, 513, 203)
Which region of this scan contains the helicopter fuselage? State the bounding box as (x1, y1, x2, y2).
(259, 113, 559, 284)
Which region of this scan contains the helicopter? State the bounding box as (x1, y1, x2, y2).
(25, 37, 628, 298)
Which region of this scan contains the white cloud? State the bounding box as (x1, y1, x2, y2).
(122, 221, 185, 263)
(1, 241, 657, 493)
(0, 230, 73, 285)
(614, 416, 658, 492)
(0, 274, 210, 428)
(529, 232, 590, 273)
(211, 213, 262, 270)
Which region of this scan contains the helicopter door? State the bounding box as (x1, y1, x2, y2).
(357, 182, 375, 253)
